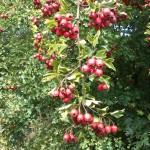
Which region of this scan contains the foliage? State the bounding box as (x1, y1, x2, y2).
(0, 0, 150, 150)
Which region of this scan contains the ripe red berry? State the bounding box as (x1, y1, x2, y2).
(87, 57, 96, 66)
(63, 133, 71, 143)
(84, 113, 94, 124)
(72, 26, 79, 35)
(94, 68, 103, 76)
(81, 64, 90, 73)
(96, 59, 105, 67)
(65, 88, 72, 96)
(111, 125, 118, 133)
(63, 98, 70, 103)
(68, 84, 75, 91)
(70, 134, 78, 144)
(70, 109, 79, 118)
(102, 8, 111, 17)
(105, 125, 111, 133)
(65, 13, 73, 21)
(97, 122, 105, 130)
(91, 122, 98, 130)
(77, 114, 84, 123)
(54, 14, 62, 22)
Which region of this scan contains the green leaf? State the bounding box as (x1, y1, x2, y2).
(77, 49, 88, 60)
(86, 0, 95, 9)
(42, 73, 58, 82)
(104, 58, 116, 71)
(58, 104, 72, 111)
(96, 50, 106, 59)
(137, 110, 144, 116)
(93, 30, 100, 47)
(47, 43, 67, 56)
(59, 66, 71, 73)
(67, 71, 84, 82)
(89, 74, 95, 82)
(86, 94, 96, 100)
(110, 109, 125, 118)
(148, 114, 150, 120)
(60, 0, 68, 11)
(87, 30, 100, 47)
(85, 100, 101, 107)
(97, 106, 109, 115)
(60, 110, 69, 122)
(45, 19, 56, 28)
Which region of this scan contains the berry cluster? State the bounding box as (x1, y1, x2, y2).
(63, 133, 78, 144)
(33, 0, 41, 9)
(68, 109, 118, 141)
(81, 57, 104, 76)
(88, 8, 117, 30)
(0, 14, 8, 19)
(33, 52, 55, 70)
(31, 16, 39, 27)
(70, 109, 94, 125)
(51, 14, 79, 40)
(82, 0, 95, 5)
(41, 0, 61, 18)
(50, 84, 75, 103)
(34, 33, 43, 48)
(91, 122, 118, 137)
(98, 83, 108, 91)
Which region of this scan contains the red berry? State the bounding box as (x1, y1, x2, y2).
(97, 122, 105, 130)
(105, 125, 111, 133)
(91, 122, 98, 130)
(111, 125, 118, 133)
(63, 133, 71, 143)
(81, 64, 90, 73)
(65, 88, 72, 96)
(94, 68, 103, 76)
(65, 13, 73, 21)
(70, 134, 78, 144)
(77, 114, 84, 123)
(87, 57, 96, 66)
(96, 59, 105, 67)
(68, 84, 75, 91)
(70, 109, 79, 118)
(63, 98, 70, 103)
(84, 113, 94, 124)
(54, 14, 62, 22)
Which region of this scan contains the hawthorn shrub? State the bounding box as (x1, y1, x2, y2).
(0, 0, 150, 150)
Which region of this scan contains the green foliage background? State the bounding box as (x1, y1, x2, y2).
(0, 0, 150, 150)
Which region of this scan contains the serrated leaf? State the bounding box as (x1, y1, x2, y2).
(96, 50, 106, 59)
(42, 73, 58, 82)
(110, 109, 125, 118)
(104, 58, 116, 71)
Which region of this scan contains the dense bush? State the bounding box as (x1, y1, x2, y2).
(0, 0, 150, 149)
